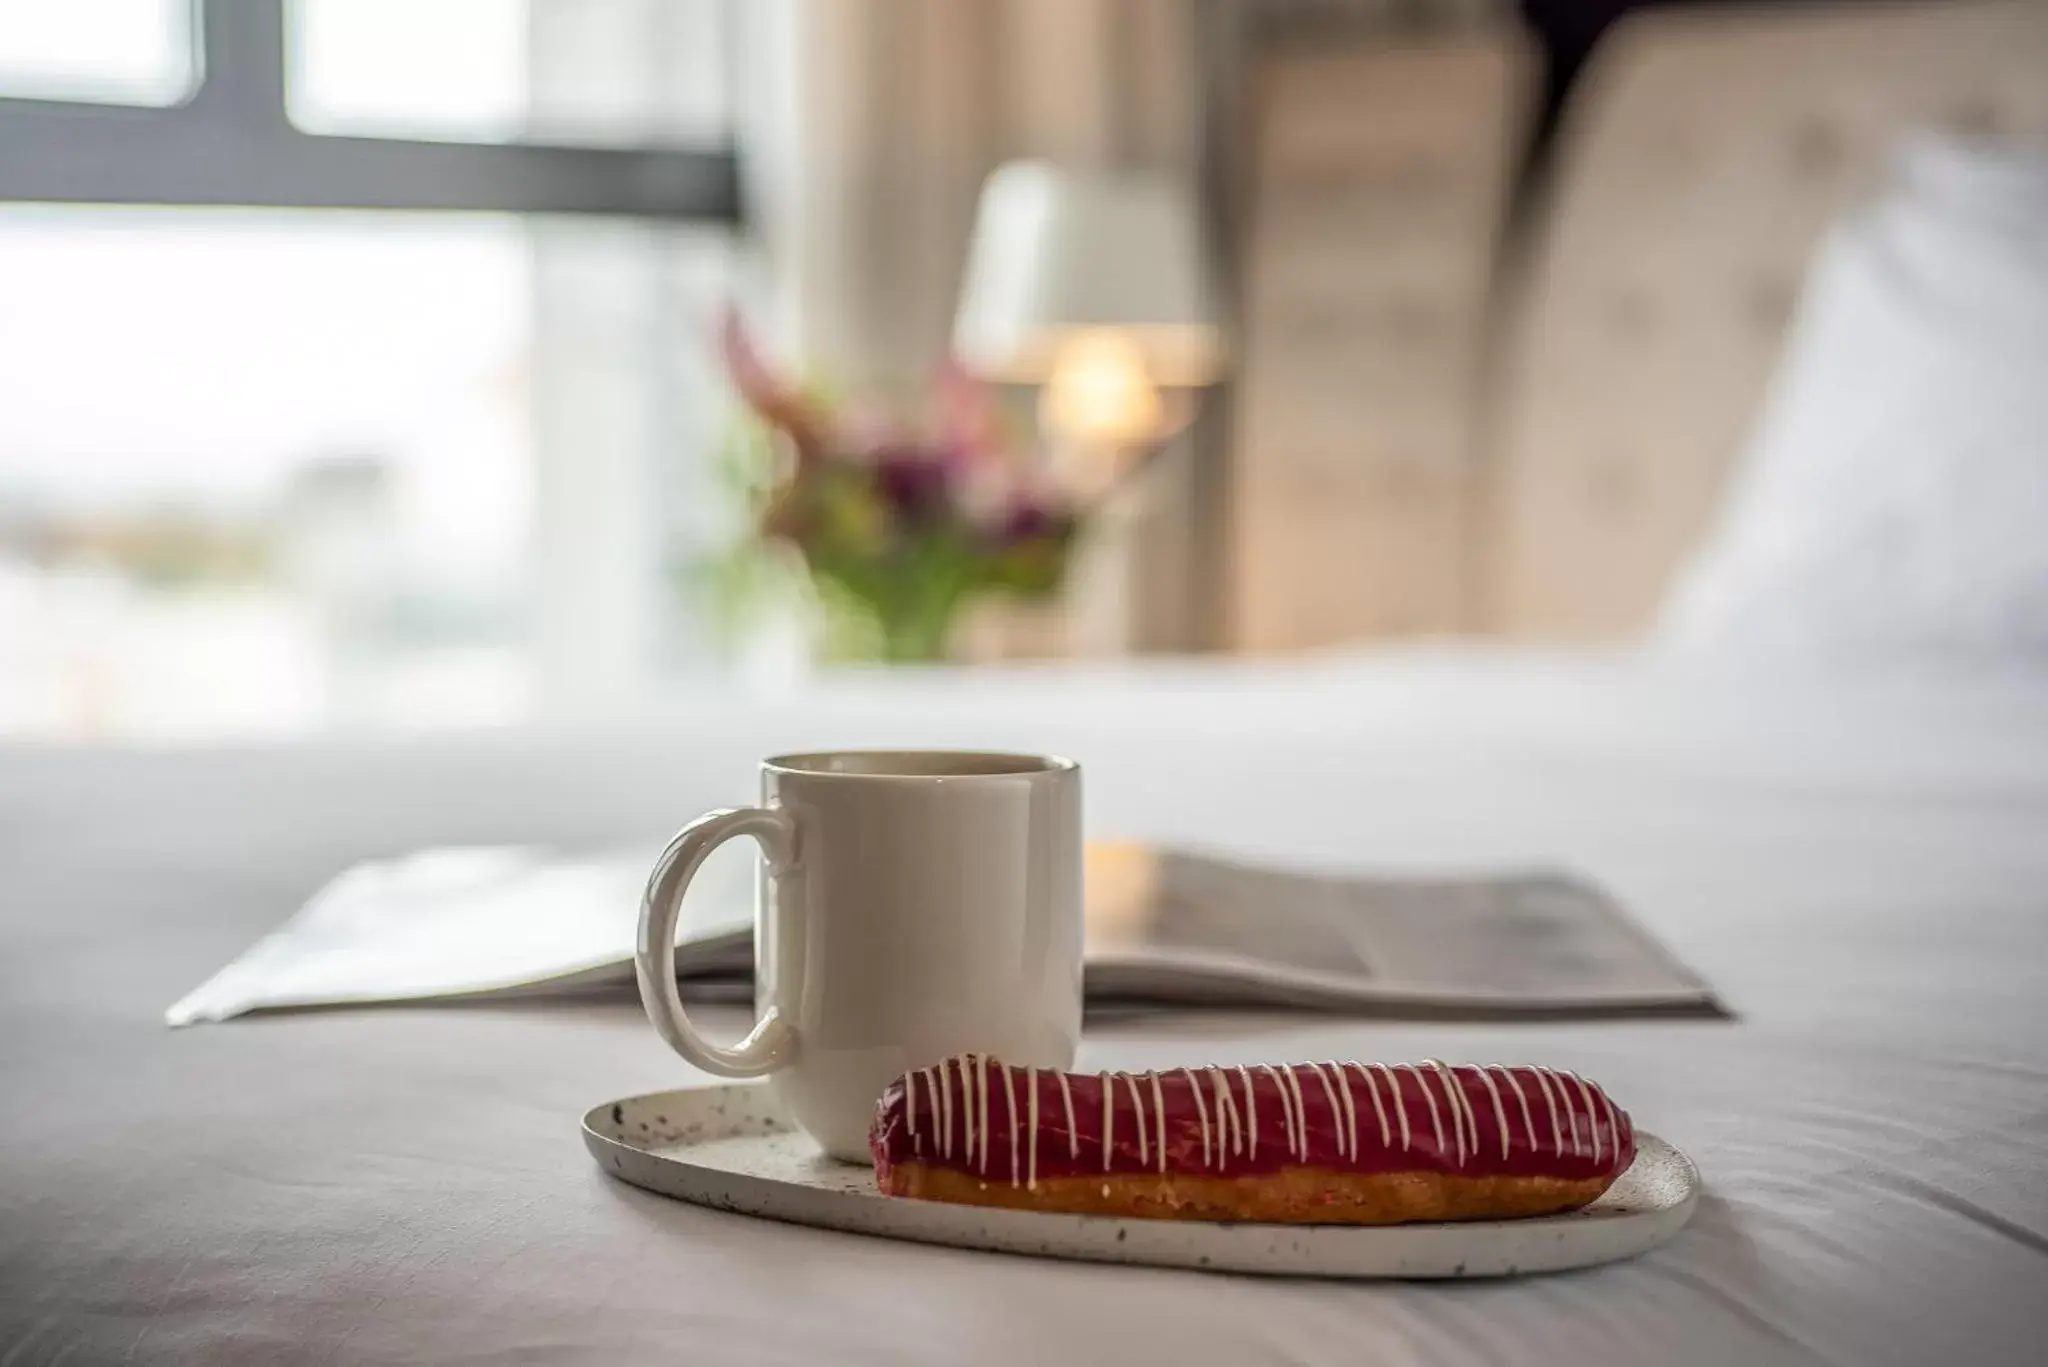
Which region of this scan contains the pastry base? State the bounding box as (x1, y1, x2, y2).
(879, 1161, 1613, 1225)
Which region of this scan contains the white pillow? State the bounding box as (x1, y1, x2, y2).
(1656, 134, 2048, 668)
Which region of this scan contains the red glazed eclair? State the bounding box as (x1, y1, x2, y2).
(869, 1056, 1635, 1224)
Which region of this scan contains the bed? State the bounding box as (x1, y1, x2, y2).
(5, 656, 2048, 1363)
(6, 2, 2048, 1364)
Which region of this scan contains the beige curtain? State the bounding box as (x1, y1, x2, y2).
(789, 0, 1201, 391)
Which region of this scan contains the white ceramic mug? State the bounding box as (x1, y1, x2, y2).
(635, 750, 1083, 1161)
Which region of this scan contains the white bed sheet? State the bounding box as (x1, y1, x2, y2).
(3, 648, 2045, 1365)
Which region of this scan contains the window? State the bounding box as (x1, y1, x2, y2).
(288, 0, 731, 148)
(0, 0, 741, 739)
(0, 0, 194, 106)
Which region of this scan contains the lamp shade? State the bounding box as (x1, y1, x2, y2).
(953, 160, 1226, 388)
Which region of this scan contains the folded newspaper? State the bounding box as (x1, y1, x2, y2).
(167, 841, 1720, 1025)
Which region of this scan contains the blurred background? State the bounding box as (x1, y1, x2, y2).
(1, 0, 2039, 741)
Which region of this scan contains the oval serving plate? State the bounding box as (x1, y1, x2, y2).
(583, 1082, 1697, 1279)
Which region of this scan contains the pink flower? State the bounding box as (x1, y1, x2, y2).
(926, 357, 1001, 466)
(719, 305, 829, 466)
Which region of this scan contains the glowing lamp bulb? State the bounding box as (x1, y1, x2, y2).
(1037, 329, 1165, 451)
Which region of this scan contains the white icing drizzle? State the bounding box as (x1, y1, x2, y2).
(1000, 1061, 1019, 1187)
(1399, 1064, 1447, 1161)
(1237, 1065, 1259, 1162)
(1475, 1065, 1512, 1161)
(976, 1054, 991, 1174)
(1554, 1069, 1583, 1157)
(1531, 1065, 1565, 1157)
(1279, 1064, 1310, 1160)
(1260, 1064, 1296, 1160)
(1447, 1061, 1475, 1166)
(1182, 1066, 1213, 1169)
(1495, 1065, 1536, 1156)
(1371, 1062, 1410, 1151)
(1293, 1069, 1310, 1160)
(1148, 1072, 1168, 1174)
(1211, 1068, 1242, 1164)
(957, 1057, 974, 1167)
(1450, 1067, 1480, 1165)
(1417, 1057, 1466, 1164)
(1355, 1062, 1391, 1150)
(1439, 1062, 1475, 1161)
(1596, 1083, 1622, 1162)
(1025, 1065, 1039, 1190)
(1125, 1072, 1150, 1169)
(905, 1068, 920, 1154)
(956, 1058, 971, 1169)
(1229, 1068, 1247, 1156)
(937, 1061, 954, 1159)
(1567, 1070, 1601, 1165)
(1331, 1061, 1359, 1163)
(1306, 1062, 1345, 1161)
(1099, 1071, 1113, 1173)
(1056, 1071, 1078, 1160)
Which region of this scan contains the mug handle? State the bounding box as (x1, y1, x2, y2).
(635, 807, 799, 1078)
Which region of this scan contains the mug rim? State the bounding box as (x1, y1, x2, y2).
(764, 749, 1078, 781)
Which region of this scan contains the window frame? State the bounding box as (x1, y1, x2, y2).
(0, 0, 741, 221)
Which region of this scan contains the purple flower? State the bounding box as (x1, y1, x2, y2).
(870, 446, 955, 524)
(993, 492, 1075, 546)
(999, 501, 1056, 543)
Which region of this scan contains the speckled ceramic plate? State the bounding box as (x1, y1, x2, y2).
(583, 1083, 1697, 1278)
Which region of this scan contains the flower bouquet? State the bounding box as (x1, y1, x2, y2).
(701, 310, 1080, 663)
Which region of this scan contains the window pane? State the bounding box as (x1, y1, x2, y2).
(287, 0, 730, 147)
(0, 0, 192, 105)
(0, 206, 732, 741)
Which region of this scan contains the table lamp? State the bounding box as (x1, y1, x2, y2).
(953, 160, 1226, 483)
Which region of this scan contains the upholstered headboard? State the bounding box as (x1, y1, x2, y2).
(1232, 32, 1533, 652)
(1485, 0, 2048, 639)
